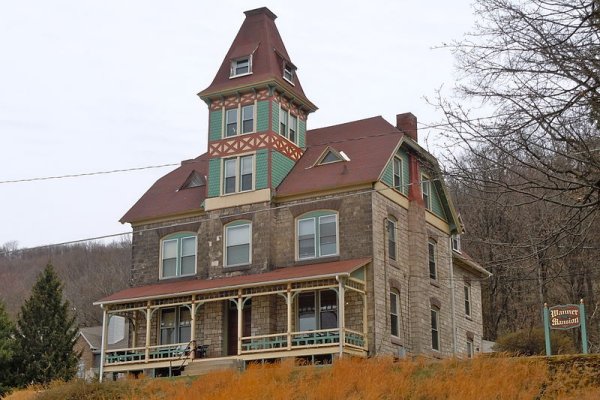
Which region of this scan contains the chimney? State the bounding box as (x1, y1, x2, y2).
(396, 112, 417, 142)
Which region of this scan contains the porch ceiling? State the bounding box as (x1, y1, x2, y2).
(95, 258, 370, 306)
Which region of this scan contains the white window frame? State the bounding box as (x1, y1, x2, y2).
(296, 212, 339, 261)
(279, 107, 298, 144)
(428, 239, 437, 280)
(393, 157, 403, 191)
(160, 234, 197, 280)
(390, 289, 400, 337)
(431, 308, 440, 351)
(464, 284, 472, 317)
(467, 338, 474, 358)
(283, 62, 294, 84)
(387, 217, 397, 260)
(451, 234, 461, 252)
(222, 154, 254, 195)
(230, 56, 252, 78)
(241, 104, 255, 134)
(296, 289, 338, 332)
(422, 174, 431, 210)
(225, 108, 238, 137)
(224, 222, 252, 267)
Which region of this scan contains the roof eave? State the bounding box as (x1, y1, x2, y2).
(453, 252, 492, 278)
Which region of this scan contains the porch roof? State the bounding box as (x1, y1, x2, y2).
(95, 258, 370, 306)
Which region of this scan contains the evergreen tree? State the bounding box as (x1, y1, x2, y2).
(14, 264, 79, 386)
(0, 300, 15, 396)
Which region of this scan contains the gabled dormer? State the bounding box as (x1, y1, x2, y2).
(199, 7, 317, 211)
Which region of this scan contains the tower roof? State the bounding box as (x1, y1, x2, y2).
(198, 7, 316, 112)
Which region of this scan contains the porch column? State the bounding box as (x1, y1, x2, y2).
(190, 296, 196, 359)
(287, 284, 292, 350)
(362, 292, 368, 349)
(145, 301, 151, 363)
(99, 307, 108, 382)
(338, 277, 346, 357)
(237, 291, 243, 355)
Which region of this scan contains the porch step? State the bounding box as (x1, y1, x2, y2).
(181, 358, 244, 377)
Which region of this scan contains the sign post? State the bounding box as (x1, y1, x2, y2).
(543, 300, 588, 355)
(543, 303, 551, 356)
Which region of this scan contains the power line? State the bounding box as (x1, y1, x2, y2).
(0, 163, 180, 184)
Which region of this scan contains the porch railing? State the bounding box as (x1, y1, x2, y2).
(105, 343, 192, 365)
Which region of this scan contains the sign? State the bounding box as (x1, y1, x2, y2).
(549, 304, 580, 330)
(543, 300, 588, 356)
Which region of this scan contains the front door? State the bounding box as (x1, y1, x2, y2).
(227, 299, 251, 355)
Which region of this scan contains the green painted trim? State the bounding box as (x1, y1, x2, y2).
(256, 149, 269, 189)
(208, 158, 221, 197)
(271, 151, 295, 188)
(272, 101, 280, 134)
(256, 100, 269, 132)
(226, 220, 251, 228)
(298, 119, 306, 148)
(162, 232, 196, 240)
(209, 110, 223, 141)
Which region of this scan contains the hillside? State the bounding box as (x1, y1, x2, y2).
(6, 356, 600, 400)
(0, 240, 131, 326)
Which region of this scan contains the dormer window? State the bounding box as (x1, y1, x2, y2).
(283, 63, 294, 83)
(451, 234, 461, 252)
(230, 56, 252, 77)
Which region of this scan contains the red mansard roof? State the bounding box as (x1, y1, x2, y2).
(198, 7, 315, 111)
(95, 258, 370, 305)
(120, 154, 209, 223)
(276, 116, 403, 197)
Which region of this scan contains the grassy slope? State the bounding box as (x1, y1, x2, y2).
(6, 356, 600, 400)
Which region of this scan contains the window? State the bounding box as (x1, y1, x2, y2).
(467, 338, 474, 358)
(280, 109, 288, 137)
(283, 63, 294, 83)
(428, 240, 437, 280)
(393, 157, 403, 191)
(422, 174, 431, 210)
(451, 234, 461, 252)
(161, 234, 196, 279)
(387, 217, 397, 260)
(297, 212, 338, 260)
(431, 308, 440, 351)
(225, 222, 251, 267)
(230, 56, 251, 77)
(320, 151, 341, 164)
(289, 114, 297, 143)
(390, 290, 400, 337)
(223, 155, 254, 194)
(225, 108, 238, 137)
(464, 284, 472, 317)
(298, 290, 337, 331)
(241, 104, 254, 134)
(160, 307, 191, 345)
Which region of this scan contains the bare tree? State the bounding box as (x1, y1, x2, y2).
(434, 0, 600, 247)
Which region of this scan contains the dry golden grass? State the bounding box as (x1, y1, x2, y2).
(6, 355, 600, 400)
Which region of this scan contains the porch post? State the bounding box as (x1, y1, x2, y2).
(190, 295, 196, 359)
(362, 292, 368, 349)
(287, 283, 292, 350)
(237, 291, 243, 356)
(338, 276, 346, 357)
(145, 301, 151, 363)
(99, 307, 108, 382)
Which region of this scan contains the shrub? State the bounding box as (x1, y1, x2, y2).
(494, 327, 576, 355)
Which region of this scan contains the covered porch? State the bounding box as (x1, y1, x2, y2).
(94, 258, 370, 379)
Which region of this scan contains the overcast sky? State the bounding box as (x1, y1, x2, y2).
(0, 1, 475, 249)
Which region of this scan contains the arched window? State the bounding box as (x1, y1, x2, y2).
(224, 220, 252, 267)
(296, 211, 339, 260)
(160, 233, 196, 279)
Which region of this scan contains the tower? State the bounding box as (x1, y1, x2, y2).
(198, 7, 317, 211)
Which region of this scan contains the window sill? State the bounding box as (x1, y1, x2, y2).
(223, 264, 251, 272)
(388, 259, 399, 269)
(294, 255, 340, 266)
(229, 72, 253, 79)
(465, 315, 473, 321)
(430, 279, 440, 288)
(391, 336, 403, 346)
(159, 273, 197, 281)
